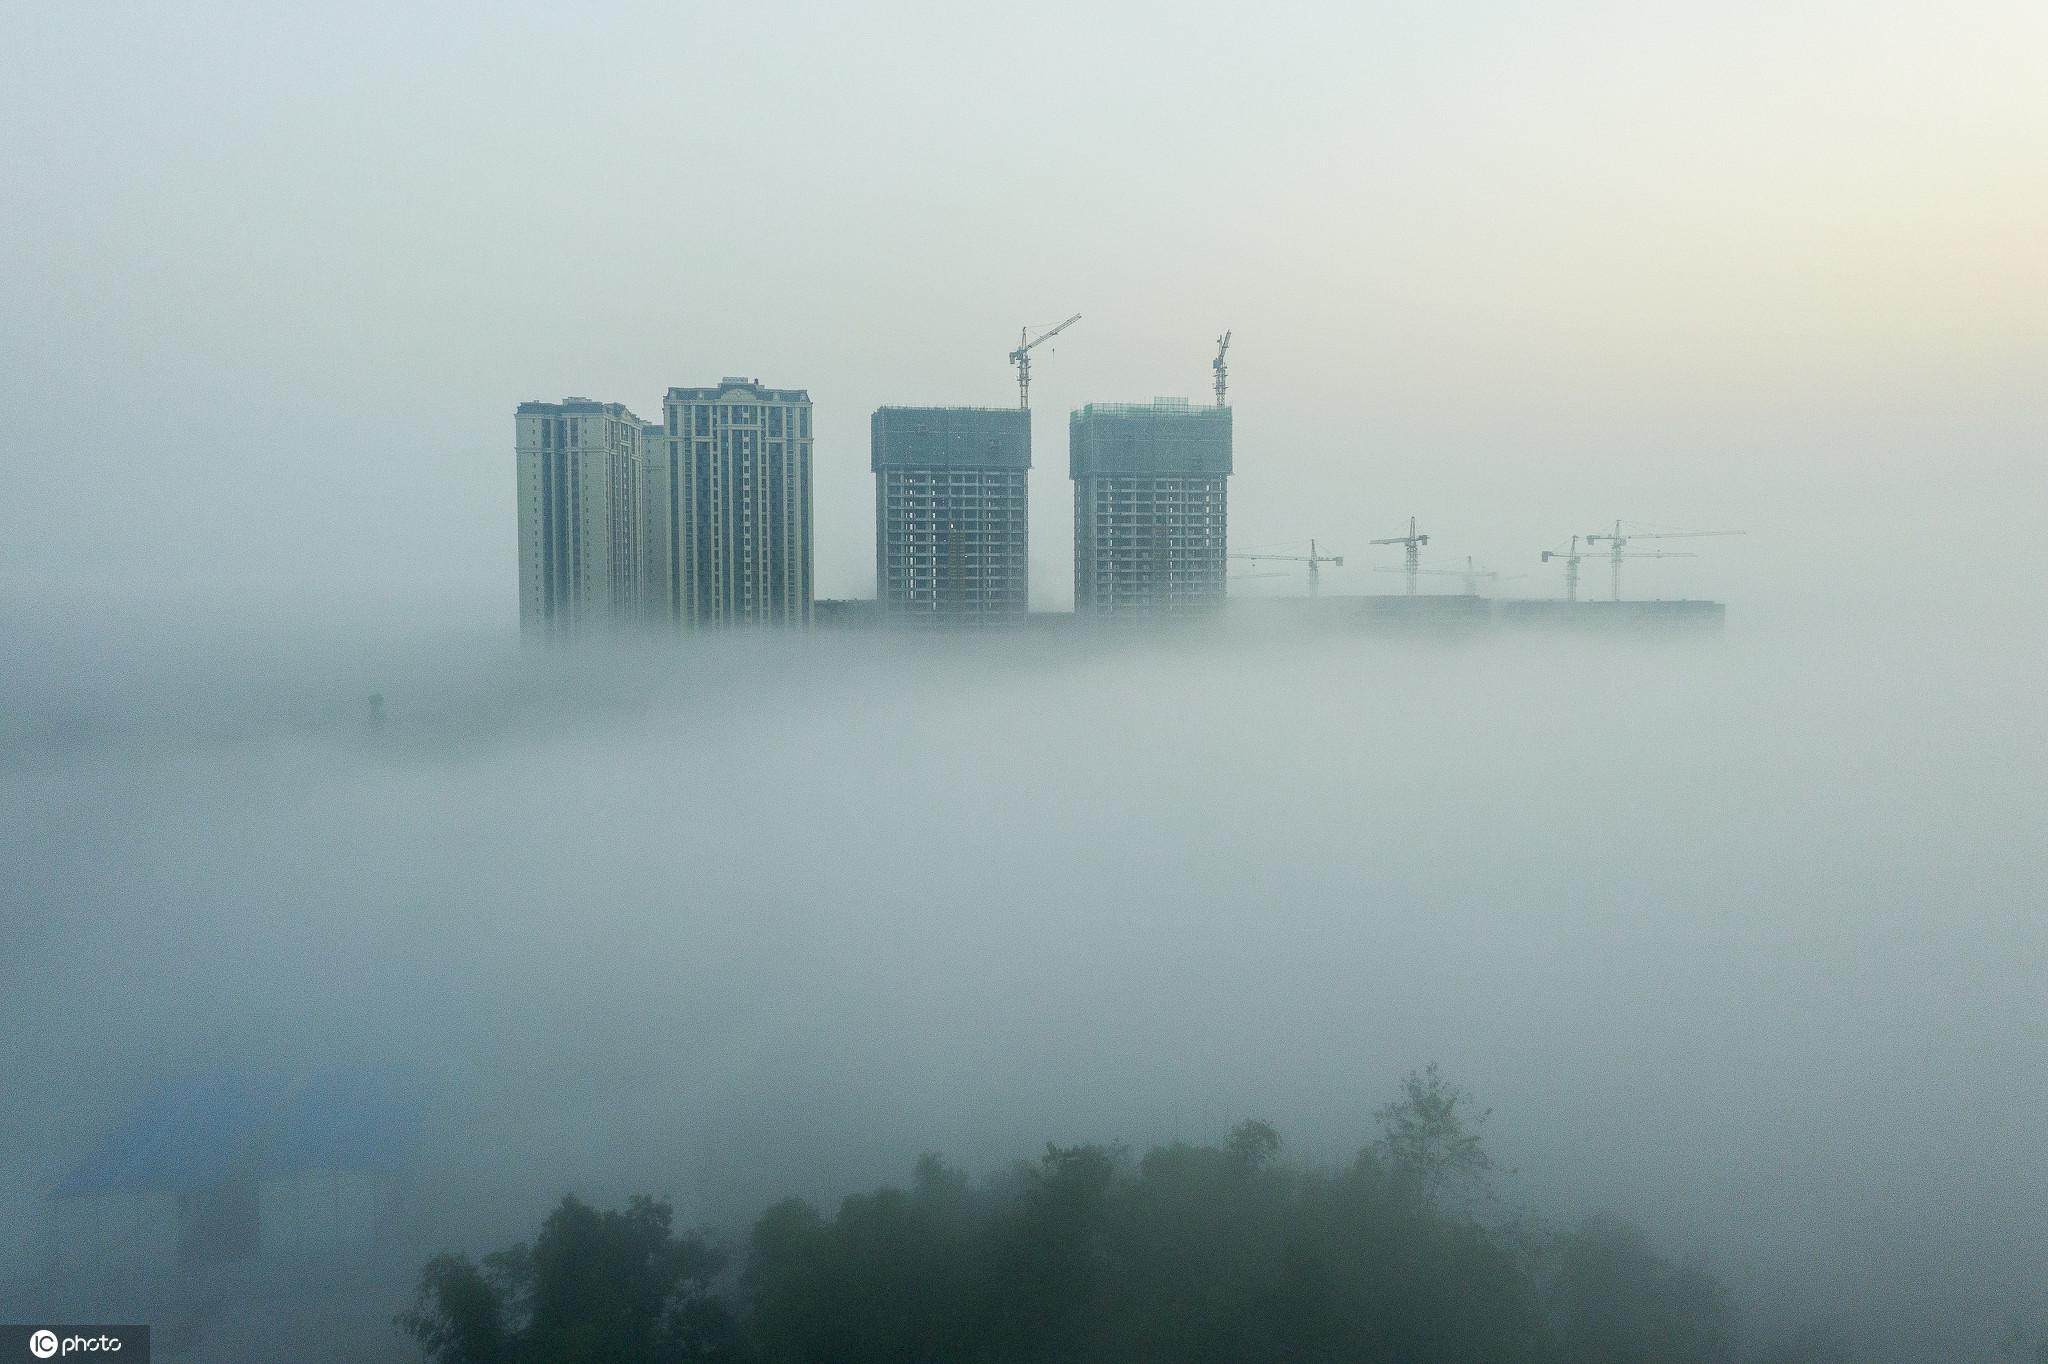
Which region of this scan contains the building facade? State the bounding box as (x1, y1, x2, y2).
(515, 398, 650, 637)
(645, 378, 814, 629)
(872, 406, 1031, 625)
(1069, 399, 1232, 616)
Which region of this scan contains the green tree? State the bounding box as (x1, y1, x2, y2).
(1223, 1118, 1281, 1171)
(402, 1072, 1747, 1364)
(396, 1253, 515, 1364)
(745, 1156, 990, 1364)
(1546, 1214, 1731, 1364)
(1373, 1062, 1496, 1211)
(398, 1195, 736, 1364)
(988, 1142, 1123, 1361)
(1103, 1125, 1294, 1363)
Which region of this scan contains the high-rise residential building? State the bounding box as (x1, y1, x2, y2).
(871, 406, 1032, 626)
(645, 378, 814, 629)
(515, 398, 650, 637)
(1069, 398, 1232, 616)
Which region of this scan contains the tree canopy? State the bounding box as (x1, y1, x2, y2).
(402, 1067, 1761, 1364)
(397, 1194, 740, 1364)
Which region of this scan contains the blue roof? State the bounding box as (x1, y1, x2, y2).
(54, 1066, 426, 1198)
(263, 1064, 427, 1176)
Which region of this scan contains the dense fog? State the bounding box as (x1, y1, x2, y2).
(3, 597, 2042, 1360)
(5, 2, 2045, 1358)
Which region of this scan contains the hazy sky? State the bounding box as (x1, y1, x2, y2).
(3, 0, 2043, 619)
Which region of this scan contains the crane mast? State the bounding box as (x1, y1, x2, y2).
(1369, 517, 1431, 595)
(1457, 556, 1495, 596)
(1008, 313, 1081, 410)
(1212, 331, 1231, 408)
(1541, 536, 1585, 602)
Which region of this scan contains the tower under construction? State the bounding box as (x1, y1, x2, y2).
(1070, 399, 1232, 616)
(872, 407, 1031, 625)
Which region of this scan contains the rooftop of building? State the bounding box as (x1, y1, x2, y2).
(874, 404, 1030, 417)
(872, 405, 1032, 471)
(516, 397, 646, 421)
(54, 1065, 428, 1197)
(1069, 398, 1233, 477)
(1071, 397, 1229, 420)
(665, 377, 810, 403)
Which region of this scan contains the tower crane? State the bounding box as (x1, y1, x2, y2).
(1584, 520, 1743, 601)
(1369, 517, 1431, 595)
(1375, 556, 1516, 595)
(1541, 536, 1586, 602)
(1227, 539, 1343, 596)
(1212, 331, 1231, 407)
(1008, 314, 1081, 410)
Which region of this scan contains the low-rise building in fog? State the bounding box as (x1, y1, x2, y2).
(43, 1066, 425, 1275)
(872, 406, 1032, 626)
(1070, 398, 1232, 616)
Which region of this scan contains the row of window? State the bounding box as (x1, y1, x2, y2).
(667, 405, 813, 439)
